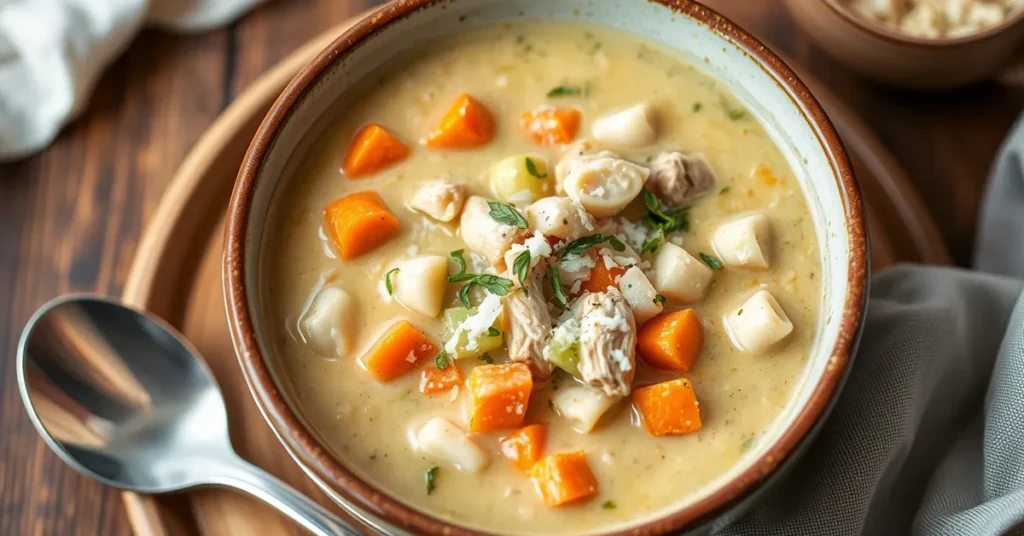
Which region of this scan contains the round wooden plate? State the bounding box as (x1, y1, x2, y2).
(118, 19, 950, 536)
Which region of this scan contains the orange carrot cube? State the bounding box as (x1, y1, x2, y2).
(425, 93, 495, 149)
(467, 363, 533, 432)
(499, 424, 547, 474)
(324, 191, 400, 260)
(636, 309, 705, 372)
(632, 377, 702, 436)
(362, 321, 436, 382)
(342, 123, 409, 178)
(419, 364, 464, 396)
(520, 107, 581, 145)
(530, 452, 599, 506)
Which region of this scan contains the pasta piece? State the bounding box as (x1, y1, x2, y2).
(712, 213, 772, 270)
(651, 242, 713, 303)
(590, 102, 657, 147)
(415, 417, 489, 472)
(408, 179, 467, 222)
(525, 196, 588, 240)
(724, 290, 793, 353)
(551, 384, 621, 433)
(562, 156, 649, 218)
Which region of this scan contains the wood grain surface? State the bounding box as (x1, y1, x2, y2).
(0, 1, 1019, 535)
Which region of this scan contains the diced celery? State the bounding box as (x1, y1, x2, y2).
(441, 307, 503, 360)
(544, 335, 580, 378)
(489, 155, 553, 204)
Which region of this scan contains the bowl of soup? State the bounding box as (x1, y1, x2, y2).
(224, 0, 868, 534)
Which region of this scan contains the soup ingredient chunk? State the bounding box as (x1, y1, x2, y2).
(544, 317, 581, 377)
(646, 151, 716, 206)
(298, 285, 357, 357)
(525, 196, 588, 240)
(554, 142, 618, 184)
(531, 452, 599, 507)
(579, 259, 626, 294)
(551, 384, 622, 433)
(409, 179, 467, 222)
(577, 289, 636, 396)
(362, 320, 437, 382)
(490, 155, 554, 205)
(324, 191, 401, 260)
(415, 417, 489, 472)
(562, 156, 649, 218)
(499, 424, 547, 474)
(504, 253, 554, 379)
(425, 92, 496, 149)
(724, 290, 793, 353)
(468, 363, 534, 432)
(617, 265, 663, 325)
(637, 309, 705, 371)
(441, 305, 504, 360)
(591, 102, 657, 148)
(342, 123, 410, 178)
(651, 242, 713, 304)
(420, 364, 465, 396)
(390, 255, 449, 317)
(712, 213, 772, 270)
(633, 377, 702, 436)
(460, 196, 527, 270)
(520, 107, 581, 145)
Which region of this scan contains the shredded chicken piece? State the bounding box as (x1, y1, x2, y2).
(409, 179, 468, 222)
(577, 289, 636, 396)
(645, 151, 716, 206)
(504, 261, 553, 380)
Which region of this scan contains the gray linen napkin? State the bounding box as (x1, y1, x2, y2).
(722, 117, 1024, 536)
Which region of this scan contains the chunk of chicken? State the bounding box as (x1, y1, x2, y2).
(591, 102, 657, 148)
(577, 289, 636, 396)
(409, 179, 467, 222)
(460, 195, 527, 271)
(563, 157, 649, 218)
(645, 151, 716, 206)
(504, 260, 553, 379)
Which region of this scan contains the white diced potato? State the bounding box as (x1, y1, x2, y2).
(898, 5, 943, 38)
(298, 285, 357, 357)
(551, 384, 622, 433)
(617, 266, 662, 325)
(711, 213, 772, 270)
(525, 197, 586, 240)
(489, 155, 554, 205)
(392, 255, 449, 317)
(460, 196, 527, 271)
(562, 157, 649, 218)
(414, 417, 489, 472)
(591, 103, 657, 148)
(724, 290, 793, 353)
(409, 179, 467, 222)
(963, 2, 1006, 29)
(651, 242, 713, 304)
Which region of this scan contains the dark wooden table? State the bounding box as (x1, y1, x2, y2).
(1, 1, 1020, 534)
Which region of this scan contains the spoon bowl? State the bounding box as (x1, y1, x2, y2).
(17, 295, 366, 536)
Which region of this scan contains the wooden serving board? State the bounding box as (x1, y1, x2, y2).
(118, 18, 951, 536)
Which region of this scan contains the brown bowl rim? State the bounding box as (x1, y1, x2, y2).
(822, 0, 1024, 48)
(223, 0, 869, 534)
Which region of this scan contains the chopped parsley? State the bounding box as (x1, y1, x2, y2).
(425, 466, 439, 494)
(487, 327, 501, 337)
(546, 85, 582, 97)
(479, 353, 494, 364)
(726, 107, 748, 121)
(737, 308, 744, 316)
(699, 252, 724, 270)
(525, 157, 547, 179)
(435, 350, 451, 370)
(487, 201, 529, 229)
(558, 234, 625, 260)
(384, 267, 399, 295)
(740, 434, 755, 451)
(450, 249, 467, 274)
(692, 102, 702, 113)
(720, 186, 730, 195)
(640, 190, 690, 253)
(602, 500, 617, 510)
(513, 250, 532, 296)
(548, 266, 568, 308)
(653, 294, 667, 306)
(448, 249, 515, 306)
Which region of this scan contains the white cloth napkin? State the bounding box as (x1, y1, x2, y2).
(0, 0, 261, 161)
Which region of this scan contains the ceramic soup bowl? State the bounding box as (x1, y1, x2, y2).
(224, 0, 868, 534)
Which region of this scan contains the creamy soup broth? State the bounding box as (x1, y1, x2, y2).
(262, 22, 821, 535)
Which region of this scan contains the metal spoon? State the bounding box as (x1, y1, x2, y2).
(16, 295, 363, 536)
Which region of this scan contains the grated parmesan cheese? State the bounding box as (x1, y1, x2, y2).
(610, 348, 632, 371)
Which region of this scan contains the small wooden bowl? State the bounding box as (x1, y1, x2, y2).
(784, 0, 1024, 90)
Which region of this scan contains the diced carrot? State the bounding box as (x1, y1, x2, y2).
(425, 93, 495, 149)
(324, 191, 400, 259)
(636, 309, 705, 372)
(467, 363, 533, 432)
(530, 452, 599, 506)
(499, 424, 547, 474)
(754, 165, 778, 185)
(362, 321, 437, 382)
(632, 378, 702, 436)
(342, 123, 409, 178)
(419, 364, 464, 395)
(579, 260, 627, 294)
(520, 107, 581, 145)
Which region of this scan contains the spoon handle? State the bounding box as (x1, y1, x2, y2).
(218, 456, 363, 536)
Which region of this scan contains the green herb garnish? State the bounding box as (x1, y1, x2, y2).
(653, 294, 666, 306)
(640, 190, 690, 253)
(450, 249, 467, 274)
(487, 327, 501, 337)
(720, 186, 730, 195)
(692, 102, 702, 113)
(525, 157, 547, 179)
(558, 234, 626, 260)
(699, 252, 724, 270)
(513, 250, 532, 296)
(487, 201, 529, 229)
(546, 85, 582, 97)
(548, 266, 568, 309)
(479, 353, 494, 364)
(425, 466, 439, 494)
(726, 108, 747, 121)
(449, 248, 515, 306)
(435, 350, 451, 370)
(602, 500, 617, 510)
(548, 400, 555, 411)
(384, 268, 399, 295)
(737, 308, 744, 316)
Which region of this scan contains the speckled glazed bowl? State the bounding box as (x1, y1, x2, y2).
(224, 1, 868, 534)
